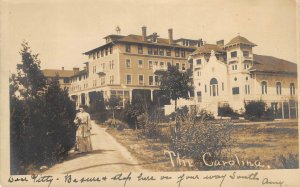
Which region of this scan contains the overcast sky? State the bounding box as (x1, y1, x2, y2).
(1, 0, 297, 72)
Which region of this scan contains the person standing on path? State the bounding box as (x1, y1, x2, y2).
(74, 105, 93, 153)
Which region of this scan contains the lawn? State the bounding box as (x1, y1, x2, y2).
(106, 121, 299, 171)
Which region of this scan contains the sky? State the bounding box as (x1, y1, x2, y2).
(1, 0, 298, 72)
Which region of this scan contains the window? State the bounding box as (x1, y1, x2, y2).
(235, 64, 238, 70)
(175, 49, 180, 57)
(64, 78, 70, 83)
(138, 60, 143, 68)
(110, 76, 114, 84)
(160, 61, 164, 68)
(149, 76, 154, 85)
(181, 50, 185, 58)
(126, 75, 132, 84)
(166, 48, 171, 56)
(182, 63, 186, 71)
(290, 83, 295, 95)
(205, 85, 207, 92)
(138, 45, 143, 54)
(110, 60, 114, 69)
(139, 75, 144, 85)
(126, 59, 131, 68)
(101, 77, 105, 85)
(110, 47, 113, 54)
(148, 61, 153, 69)
(167, 62, 171, 67)
(197, 91, 202, 102)
(176, 63, 180, 69)
(154, 75, 159, 85)
(148, 47, 153, 55)
(222, 82, 224, 91)
(231, 51, 237, 58)
(153, 48, 158, 55)
(159, 48, 164, 56)
(196, 59, 201, 65)
(232, 87, 240, 95)
(105, 48, 108, 55)
(245, 85, 250, 94)
(243, 51, 249, 57)
(276, 82, 282, 95)
(93, 53, 96, 60)
(97, 51, 100, 58)
(244, 63, 250, 69)
(261, 81, 267, 94)
(125, 44, 131, 53)
(210, 78, 218, 97)
(101, 50, 104, 57)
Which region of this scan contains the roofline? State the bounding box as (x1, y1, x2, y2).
(249, 69, 297, 75)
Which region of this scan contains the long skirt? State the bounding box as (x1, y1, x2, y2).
(76, 136, 93, 152)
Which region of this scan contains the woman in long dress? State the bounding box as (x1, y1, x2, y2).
(74, 105, 93, 153)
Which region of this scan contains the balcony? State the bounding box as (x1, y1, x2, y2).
(153, 65, 167, 74)
(96, 68, 106, 76)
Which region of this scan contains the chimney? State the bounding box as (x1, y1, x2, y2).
(216, 40, 224, 46)
(61, 67, 64, 70)
(73, 67, 80, 74)
(168, 28, 173, 44)
(142, 26, 147, 41)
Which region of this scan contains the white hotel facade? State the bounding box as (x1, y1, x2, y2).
(167, 35, 298, 119)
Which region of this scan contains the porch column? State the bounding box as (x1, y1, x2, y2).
(288, 101, 291, 119)
(150, 89, 154, 101)
(129, 89, 132, 103)
(296, 101, 298, 118)
(281, 101, 284, 119)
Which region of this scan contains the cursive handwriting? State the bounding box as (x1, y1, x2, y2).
(262, 177, 284, 187)
(31, 174, 54, 187)
(111, 172, 132, 187)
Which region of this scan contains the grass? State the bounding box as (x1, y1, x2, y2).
(106, 121, 299, 171)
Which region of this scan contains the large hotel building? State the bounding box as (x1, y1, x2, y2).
(61, 27, 297, 119)
(69, 27, 202, 107)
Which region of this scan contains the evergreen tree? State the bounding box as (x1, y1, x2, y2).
(10, 42, 76, 174)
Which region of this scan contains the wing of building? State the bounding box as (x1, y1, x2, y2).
(69, 26, 203, 108)
(186, 35, 298, 119)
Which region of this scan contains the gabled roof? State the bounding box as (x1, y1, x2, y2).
(190, 44, 225, 55)
(42, 69, 75, 78)
(250, 54, 297, 74)
(225, 35, 257, 47)
(84, 34, 197, 55)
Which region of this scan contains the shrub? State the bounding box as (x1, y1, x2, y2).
(244, 100, 266, 120)
(218, 104, 239, 119)
(195, 109, 215, 121)
(170, 120, 235, 170)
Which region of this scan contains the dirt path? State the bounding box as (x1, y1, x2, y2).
(43, 121, 146, 174)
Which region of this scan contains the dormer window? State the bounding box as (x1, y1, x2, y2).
(181, 51, 186, 58)
(125, 44, 131, 53)
(196, 59, 201, 65)
(153, 48, 158, 55)
(243, 51, 249, 57)
(231, 51, 237, 58)
(138, 45, 143, 54)
(159, 48, 164, 56)
(175, 49, 180, 57)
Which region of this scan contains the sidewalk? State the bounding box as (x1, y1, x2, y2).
(43, 120, 146, 174)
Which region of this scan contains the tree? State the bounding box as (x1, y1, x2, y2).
(157, 64, 193, 111)
(105, 96, 120, 127)
(10, 42, 76, 174)
(16, 42, 46, 98)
